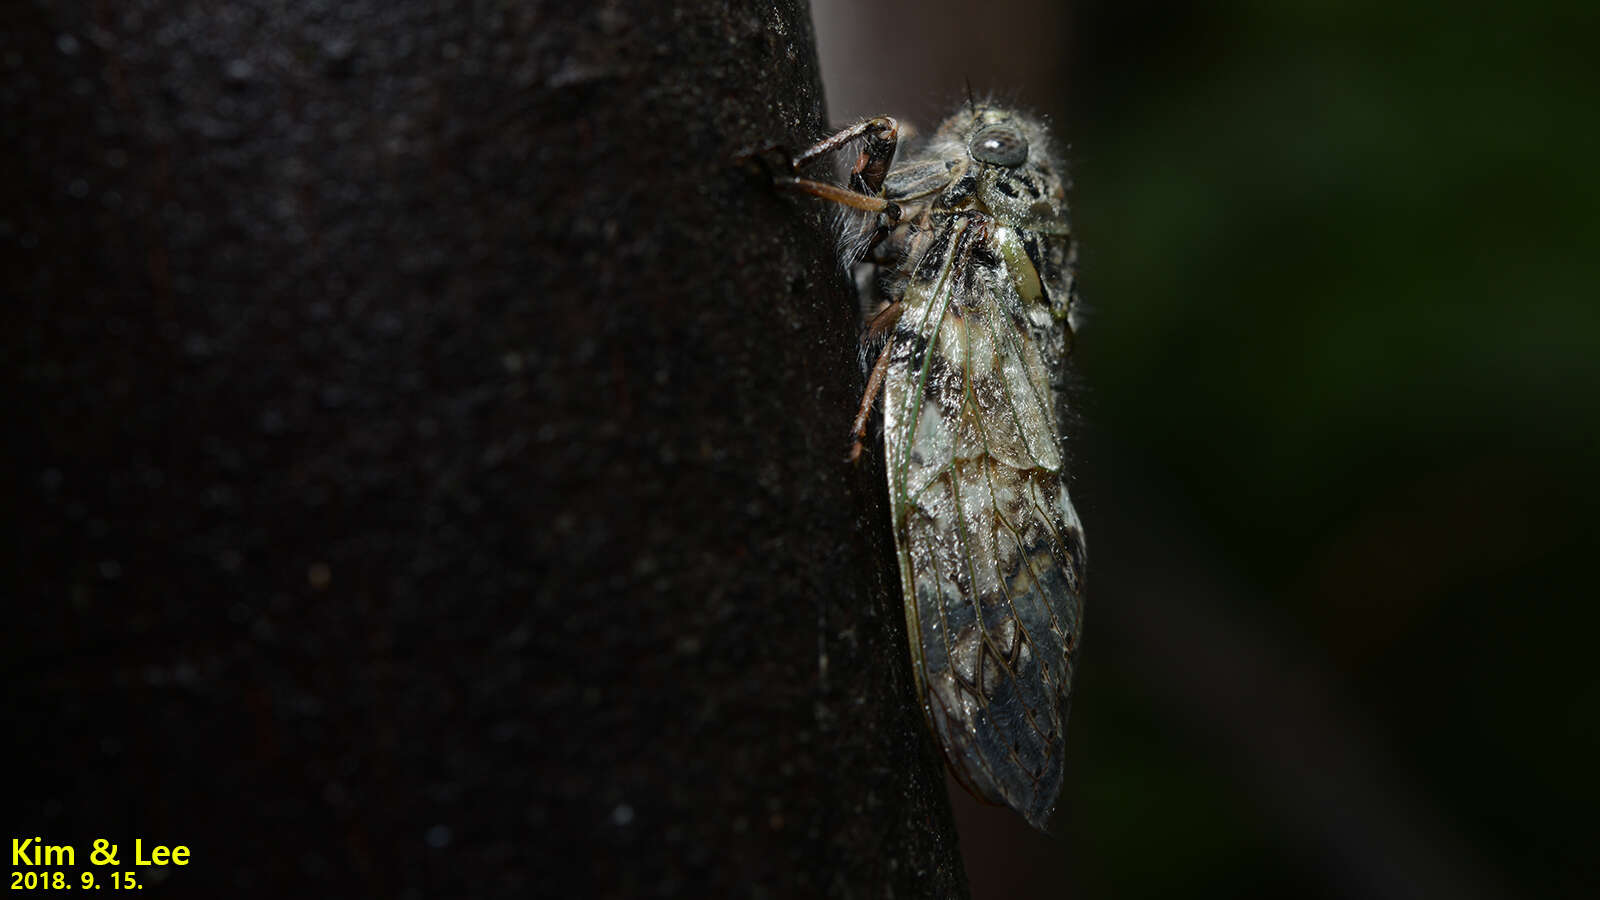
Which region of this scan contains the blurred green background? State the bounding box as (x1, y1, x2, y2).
(816, 0, 1598, 896)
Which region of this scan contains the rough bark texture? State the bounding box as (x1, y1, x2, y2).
(4, 1, 967, 896)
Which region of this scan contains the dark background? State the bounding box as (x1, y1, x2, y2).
(6, 0, 972, 896)
(817, 0, 1599, 897)
(6, 0, 1596, 897)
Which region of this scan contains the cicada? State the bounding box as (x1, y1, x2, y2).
(763, 102, 1087, 827)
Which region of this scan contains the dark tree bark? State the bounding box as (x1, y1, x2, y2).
(4, 1, 966, 896)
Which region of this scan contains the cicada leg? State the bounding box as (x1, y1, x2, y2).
(737, 117, 910, 461)
(791, 116, 900, 194)
(848, 333, 897, 463)
(762, 116, 904, 226)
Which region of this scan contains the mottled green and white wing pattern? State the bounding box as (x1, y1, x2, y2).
(883, 213, 1086, 829)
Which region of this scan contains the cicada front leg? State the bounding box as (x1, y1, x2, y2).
(759, 116, 904, 226)
(782, 119, 911, 462)
(791, 115, 901, 196)
(738, 117, 908, 460)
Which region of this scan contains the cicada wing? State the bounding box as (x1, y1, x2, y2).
(883, 214, 1085, 828)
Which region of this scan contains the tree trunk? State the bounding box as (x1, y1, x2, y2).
(4, 0, 967, 895)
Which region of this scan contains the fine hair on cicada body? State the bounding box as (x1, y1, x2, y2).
(767, 102, 1087, 828)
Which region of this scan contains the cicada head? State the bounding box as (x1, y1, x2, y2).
(929, 105, 1071, 236)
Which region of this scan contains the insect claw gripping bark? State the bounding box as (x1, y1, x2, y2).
(765, 105, 1086, 828)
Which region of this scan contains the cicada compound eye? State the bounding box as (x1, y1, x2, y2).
(969, 125, 1029, 167)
